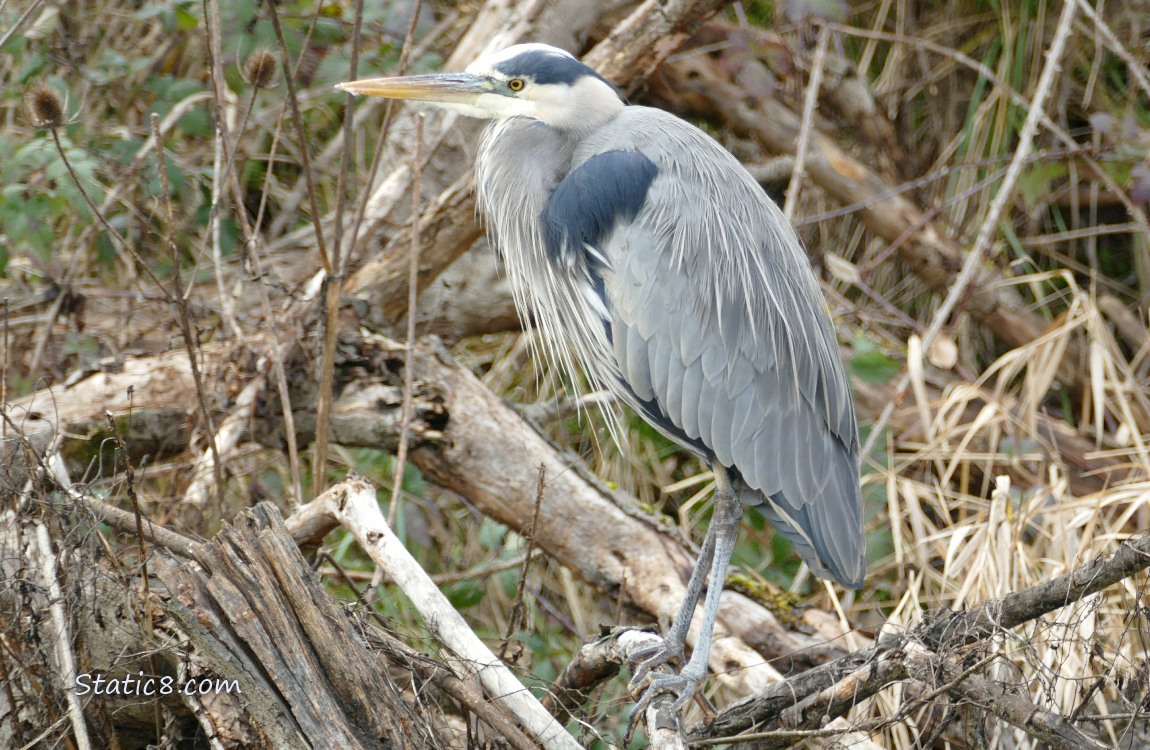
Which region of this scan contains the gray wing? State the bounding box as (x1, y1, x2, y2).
(578, 108, 865, 588)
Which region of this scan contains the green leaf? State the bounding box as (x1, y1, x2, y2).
(477, 518, 507, 551)
(178, 108, 212, 137)
(850, 350, 901, 385)
(96, 232, 117, 266)
(219, 216, 241, 256)
(1017, 162, 1067, 208)
(443, 580, 485, 609)
(498, 568, 518, 597)
(175, 6, 199, 30)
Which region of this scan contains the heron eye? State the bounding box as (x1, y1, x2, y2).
(508, 78, 525, 92)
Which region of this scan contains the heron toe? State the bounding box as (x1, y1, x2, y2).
(628, 639, 685, 695)
(628, 669, 703, 730)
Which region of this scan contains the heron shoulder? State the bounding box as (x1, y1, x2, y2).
(575, 106, 754, 184)
(542, 150, 658, 268)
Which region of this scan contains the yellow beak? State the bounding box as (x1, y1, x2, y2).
(336, 73, 491, 104)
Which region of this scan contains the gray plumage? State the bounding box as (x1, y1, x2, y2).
(337, 43, 865, 712)
(479, 105, 863, 588)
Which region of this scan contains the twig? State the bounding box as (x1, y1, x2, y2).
(34, 523, 92, 750)
(783, 26, 830, 222)
(182, 370, 267, 508)
(41, 124, 225, 510)
(904, 643, 1109, 750)
(916, 0, 1079, 359)
(271, 0, 440, 244)
(852, 0, 1080, 461)
(385, 112, 425, 528)
(321, 550, 542, 585)
(320, 551, 543, 750)
(151, 115, 226, 511)
(86, 493, 199, 559)
(1, 408, 201, 558)
(261, 0, 335, 500)
(102, 412, 152, 627)
(208, 114, 243, 339)
(246, 276, 303, 506)
(264, 0, 328, 272)
(44, 131, 162, 289)
(300, 0, 370, 504)
(209, 72, 305, 505)
(923, 532, 1150, 648)
(316, 552, 541, 750)
(819, 20, 1150, 243)
(0, 0, 46, 53)
(368, 628, 541, 750)
(1073, 0, 1150, 100)
(330, 0, 365, 276)
(199, 0, 243, 339)
(502, 464, 545, 656)
(2, 298, 8, 443)
(103, 408, 163, 738)
(341, 0, 424, 277)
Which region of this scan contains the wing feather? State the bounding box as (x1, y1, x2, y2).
(548, 107, 864, 587)
(647, 334, 671, 409)
(677, 358, 703, 439)
(618, 325, 653, 400)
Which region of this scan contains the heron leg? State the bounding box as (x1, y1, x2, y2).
(628, 512, 718, 686)
(665, 513, 718, 653)
(630, 466, 743, 712)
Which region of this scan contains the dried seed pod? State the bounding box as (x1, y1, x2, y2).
(25, 84, 65, 128)
(244, 48, 278, 90)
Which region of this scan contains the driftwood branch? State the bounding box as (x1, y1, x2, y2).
(693, 533, 1150, 745)
(285, 480, 579, 749)
(903, 643, 1110, 750)
(33, 522, 93, 750)
(152, 503, 442, 748)
(4, 331, 827, 741)
(6, 333, 1147, 746)
(2, 480, 552, 748)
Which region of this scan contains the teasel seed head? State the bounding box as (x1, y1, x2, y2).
(25, 84, 66, 128)
(244, 48, 279, 90)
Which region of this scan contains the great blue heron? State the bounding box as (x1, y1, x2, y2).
(339, 43, 865, 711)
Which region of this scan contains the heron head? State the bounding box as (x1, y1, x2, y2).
(337, 43, 624, 134)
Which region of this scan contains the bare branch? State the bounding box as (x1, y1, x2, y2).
(285, 480, 581, 749)
(694, 533, 1150, 743)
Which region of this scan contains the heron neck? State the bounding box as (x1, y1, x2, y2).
(476, 117, 578, 255)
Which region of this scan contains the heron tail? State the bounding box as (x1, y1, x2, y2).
(735, 479, 865, 589)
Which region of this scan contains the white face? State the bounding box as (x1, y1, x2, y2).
(459, 44, 624, 133)
(338, 43, 625, 133)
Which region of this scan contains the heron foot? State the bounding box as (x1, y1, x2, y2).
(625, 664, 705, 742)
(627, 639, 684, 693)
(632, 669, 701, 713)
